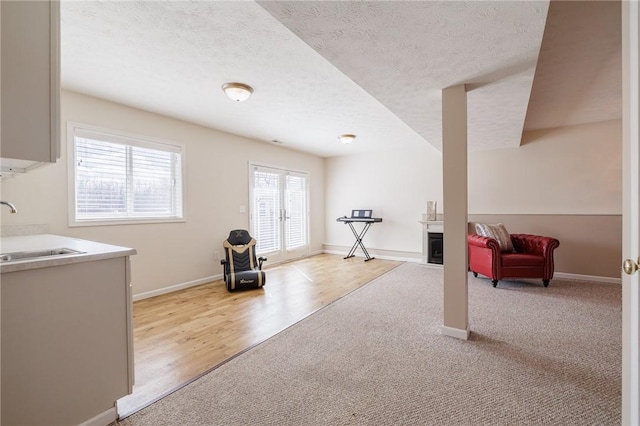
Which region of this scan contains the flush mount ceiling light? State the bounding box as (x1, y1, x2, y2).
(338, 134, 356, 144)
(222, 82, 253, 102)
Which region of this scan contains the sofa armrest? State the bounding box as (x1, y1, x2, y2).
(510, 234, 560, 258)
(467, 234, 502, 279)
(467, 234, 501, 251)
(511, 234, 560, 281)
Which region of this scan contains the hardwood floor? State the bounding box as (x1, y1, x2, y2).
(117, 254, 402, 417)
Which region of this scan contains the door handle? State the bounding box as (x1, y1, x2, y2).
(623, 257, 640, 275)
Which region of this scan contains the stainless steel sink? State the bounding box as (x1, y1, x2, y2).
(0, 248, 85, 263)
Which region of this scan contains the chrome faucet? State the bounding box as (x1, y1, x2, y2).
(0, 201, 17, 213)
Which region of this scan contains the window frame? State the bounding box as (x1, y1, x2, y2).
(67, 121, 187, 227)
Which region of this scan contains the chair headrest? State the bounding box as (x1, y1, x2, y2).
(227, 229, 252, 245)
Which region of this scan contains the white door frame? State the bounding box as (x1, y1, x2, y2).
(622, 1, 640, 424)
(248, 163, 310, 263)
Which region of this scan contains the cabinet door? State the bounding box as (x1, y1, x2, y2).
(1, 258, 131, 425)
(0, 0, 60, 163)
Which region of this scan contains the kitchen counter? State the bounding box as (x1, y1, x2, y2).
(0, 234, 137, 273)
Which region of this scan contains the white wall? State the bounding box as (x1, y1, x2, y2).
(0, 90, 325, 296)
(325, 146, 443, 254)
(324, 119, 622, 260)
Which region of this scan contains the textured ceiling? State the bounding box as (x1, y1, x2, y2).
(61, 1, 426, 158)
(60, 1, 620, 158)
(259, 1, 548, 151)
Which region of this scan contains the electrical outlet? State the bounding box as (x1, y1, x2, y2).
(214, 250, 220, 260)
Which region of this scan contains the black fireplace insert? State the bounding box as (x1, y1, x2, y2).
(428, 232, 443, 264)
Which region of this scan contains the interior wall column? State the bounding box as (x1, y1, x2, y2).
(441, 84, 469, 340)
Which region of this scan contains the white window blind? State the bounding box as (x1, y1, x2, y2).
(285, 173, 308, 249)
(252, 169, 282, 253)
(69, 124, 184, 225)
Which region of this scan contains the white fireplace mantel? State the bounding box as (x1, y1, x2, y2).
(419, 220, 444, 264)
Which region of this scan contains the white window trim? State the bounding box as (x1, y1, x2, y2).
(67, 121, 187, 227)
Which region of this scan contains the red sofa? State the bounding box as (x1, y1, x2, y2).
(468, 233, 560, 288)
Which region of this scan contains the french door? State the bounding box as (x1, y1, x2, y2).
(249, 164, 310, 263)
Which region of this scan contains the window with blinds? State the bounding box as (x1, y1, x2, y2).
(68, 123, 184, 226)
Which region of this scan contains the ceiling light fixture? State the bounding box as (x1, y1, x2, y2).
(338, 134, 356, 144)
(222, 82, 253, 102)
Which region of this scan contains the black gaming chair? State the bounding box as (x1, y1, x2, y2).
(220, 229, 267, 292)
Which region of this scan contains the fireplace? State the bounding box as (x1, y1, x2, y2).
(428, 232, 443, 264)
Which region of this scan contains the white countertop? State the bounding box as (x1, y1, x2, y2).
(0, 234, 137, 273)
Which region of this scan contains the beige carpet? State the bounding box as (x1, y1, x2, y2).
(118, 263, 621, 425)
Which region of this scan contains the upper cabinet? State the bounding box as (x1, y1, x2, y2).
(1, 0, 60, 166)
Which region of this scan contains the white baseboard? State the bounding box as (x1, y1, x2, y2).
(322, 249, 420, 263)
(132, 248, 412, 302)
(441, 325, 470, 340)
(554, 272, 621, 284)
(133, 274, 223, 301)
(78, 407, 117, 426)
(131, 251, 321, 301)
(131, 255, 620, 303)
(324, 246, 620, 285)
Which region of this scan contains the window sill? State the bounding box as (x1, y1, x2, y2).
(69, 217, 186, 227)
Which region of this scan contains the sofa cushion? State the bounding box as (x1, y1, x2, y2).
(474, 223, 514, 252)
(501, 253, 545, 267)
